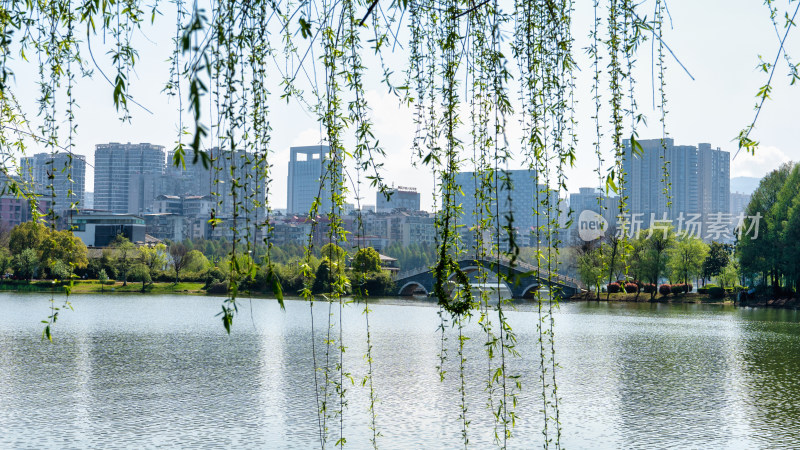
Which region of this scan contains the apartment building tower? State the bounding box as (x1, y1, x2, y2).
(20, 152, 86, 215)
(94, 142, 165, 214)
(730, 192, 752, 217)
(622, 138, 730, 228)
(454, 169, 559, 247)
(698, 143, 731, 216)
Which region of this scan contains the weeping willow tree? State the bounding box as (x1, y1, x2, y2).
(0, 0, 797, 447)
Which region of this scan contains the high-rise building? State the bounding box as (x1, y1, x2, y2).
(94, 143, 165, 214)
(165, 148, 266, 221)
(128, 172, 171, 215)
(166, 148, 215, 197)
(287, 145, 341, 215)
(698, 143, 731, 216)
(376, 187, 421, 213)
(567, 187, 620, 243)
(453, 169, 559, 246)
(0, 173, 51, 227)
(622, 138, 699, 225)
(20, 152, 86, 215)
(569, 187, 619, 218)
(730, 192, 752, 217)
(622, 138, 730, 228)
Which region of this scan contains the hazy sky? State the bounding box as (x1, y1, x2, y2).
(7, 1, 800, 211)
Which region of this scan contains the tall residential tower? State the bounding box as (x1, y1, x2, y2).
(621, 138, 730, 229)
(20, 152, 86, 215)
(94, 142, 165, 214)
(453, 169, 559, 248)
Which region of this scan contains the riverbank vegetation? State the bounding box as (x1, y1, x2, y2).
(575, 227, 743, 300)
(575, 162, 800, 306)
(570, 290, 733, 304)
(0, 222, 397, 296)
(0, 279, 207, 295)
(739, 163, 800, 294)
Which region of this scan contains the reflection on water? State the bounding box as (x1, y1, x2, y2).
(1, 295, 800, 448)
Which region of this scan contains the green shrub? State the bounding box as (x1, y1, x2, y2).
(175, 271, 208, 283)
(708, 286, 725, 299)
(13, 248, 39, 281)
(49, 260, 72, 282)
(206, 281, 228, 294)
(273, 263, 312, 295)
(204, 267, 226, 289)
(153, 271, 174, 283)
(312, 258, 348, 294)
(352, 271, 395, 296)
(98, 269, 109, 286)
(669, 283, 689, 294)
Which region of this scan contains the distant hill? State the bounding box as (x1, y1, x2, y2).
(730, 176, 761, 194)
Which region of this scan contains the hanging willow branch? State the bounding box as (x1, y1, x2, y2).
(4, 0, 785, 447)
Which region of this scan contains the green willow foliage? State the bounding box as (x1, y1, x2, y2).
(1, 0, 797, 447)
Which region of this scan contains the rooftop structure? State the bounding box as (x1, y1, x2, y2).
(376, 186, 421, 213)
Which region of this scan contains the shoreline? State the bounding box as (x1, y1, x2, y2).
(0, 280, 390, 299)
(567, 292, 800, 310)
(3, 282, 797, 310)
(567, 291, 725, 303)
(565, 296, 733, 306)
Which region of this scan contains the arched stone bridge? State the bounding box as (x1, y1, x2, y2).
(395, 258, 581, 299)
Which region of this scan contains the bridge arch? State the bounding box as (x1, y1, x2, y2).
(521, 283, 540, 299)
(399, 281, 428, 296)
(448, 266, 482, 279)
(448, 267, 514, 295)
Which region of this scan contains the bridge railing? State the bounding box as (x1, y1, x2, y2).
(396, 265, 431, 279)
(493, 256, 581, 288)
(396, 258, 582, 289)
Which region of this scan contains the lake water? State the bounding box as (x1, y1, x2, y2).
(1, 294, 800, 448)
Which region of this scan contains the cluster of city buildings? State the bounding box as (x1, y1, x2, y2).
(2, 143, 267, 246)
(570, 138, 745, 243)
(0, 138, 748, 248)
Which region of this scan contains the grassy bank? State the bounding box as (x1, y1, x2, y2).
(0, 279, 395, 297)
(0, 280, 207, 295)
(69, 281, 207, 294)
